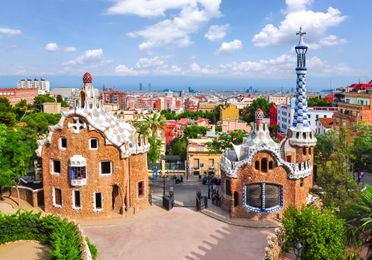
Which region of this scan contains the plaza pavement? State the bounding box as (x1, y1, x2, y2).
(81, 206, 273, 260)
(81, 176, 273, 260)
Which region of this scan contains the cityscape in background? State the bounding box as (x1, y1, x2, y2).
(0, 0, 371, 260)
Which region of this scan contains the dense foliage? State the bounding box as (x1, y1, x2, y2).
(283, 206, 345, 259)
(207, 130, 248, 154)
(0, 95, 61, 197)
(183, 125, 208, 138)
(240, 97, 273, 123)
(340, 186, 372, 249)
(308, 96, 332, 107)
(0, 211, 97, 259)
(160, 105, 222, 124)
(166, 136, 187, 161)
(0, 125, 37, 196)
(314, 127, 372, 211)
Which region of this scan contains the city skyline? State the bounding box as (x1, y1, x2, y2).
(0, 0, 371, 90)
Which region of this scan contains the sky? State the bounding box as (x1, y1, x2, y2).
(0, 0, 371, 91)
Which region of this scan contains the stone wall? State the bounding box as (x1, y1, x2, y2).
(3, 186, 42, 207)
(264, 227, 285, 260)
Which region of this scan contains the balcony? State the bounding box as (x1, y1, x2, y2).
(71, 178, 87, 187)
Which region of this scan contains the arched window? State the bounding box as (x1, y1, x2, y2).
(303, 147, 307, 155)
(234, 192, 239, 207)
(309, 147, 312, 155)
(296, 132, 300, 138)
(255, 160, 259, 170)
(269, 161, 274, 170)
(246, 183, 282, 211)
(261, 158, 268, 173)
(303, 132, 306, 139)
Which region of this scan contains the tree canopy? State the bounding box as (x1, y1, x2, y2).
(308, 96, 332, 107)
(183, 125, 208, 139)
(207, 130, 248, 154)
(240, 97, 273, 123)
(283, 205, 345, 259)
(0, 97, 17, 127)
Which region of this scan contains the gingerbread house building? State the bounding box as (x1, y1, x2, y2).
(220, 28, 316, 220)
(37, 73, 150, 218)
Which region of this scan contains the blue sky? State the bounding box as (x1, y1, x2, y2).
(0, 0, 371, 91)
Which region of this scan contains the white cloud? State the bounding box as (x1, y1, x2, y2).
(205, 24, 229, 42)
(115, 56, 182, 76)
(63, 48, 105, 66)
(45, 42, 59, 52)
(0, 27, 22, 36)
(106, 0, 193, 17)
(189, 62, 218, 75)
(252, 1, 346, 48)
(216, 40, 242, 55)
(111, 0, 221, 50)
(64, 46, 77, 52)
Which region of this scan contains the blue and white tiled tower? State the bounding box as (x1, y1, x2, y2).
(288, 27, 316, 146)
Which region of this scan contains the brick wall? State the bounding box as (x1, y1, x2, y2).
(0, 88, 38, 105)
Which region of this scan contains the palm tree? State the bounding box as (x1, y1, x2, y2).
(144, 112, 166, 137)
(341, 186, 372, 255)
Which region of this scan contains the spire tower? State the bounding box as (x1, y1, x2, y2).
(288, 27, 316, 146)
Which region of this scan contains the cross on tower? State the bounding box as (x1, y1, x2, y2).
(296, 26, 306, 45)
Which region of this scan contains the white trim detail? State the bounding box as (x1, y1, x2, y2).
(52, 187, 62, 208)
(72, 190, 82, 210)
(59, 137, 67, 150)
(93, 192, 103, 212)
(50, 159, 61, 176)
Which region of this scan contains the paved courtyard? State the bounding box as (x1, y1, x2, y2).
(81, 205, 272, 260)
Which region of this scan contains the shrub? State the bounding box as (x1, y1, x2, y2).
(86, 237, 97, 260)
(0, 211, 97, 260)
(282, 205, 345, 260)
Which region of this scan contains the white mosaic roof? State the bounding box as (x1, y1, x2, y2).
(37, 74, 149, 158)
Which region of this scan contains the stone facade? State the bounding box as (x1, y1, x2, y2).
(37, 73, 150, 218)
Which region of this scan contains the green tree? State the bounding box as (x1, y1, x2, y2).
(167, 137, 187, 161)
(12, 99, 30, 121)
(207, 130, 248, 154)
(308, 96, 332, 107)
(0, 97, 16, 127)
(144, 113, 166, 137)
(316, 131, 360, 211)
(314, 130, 338, 165)
(0, 127, 36, 203)
(240, 98, 273, 123)
(341, 186, 372, 251)
(33, 94, 55, 111)
(148, 135, 163, 164)
(351, 123, 372, 173)
(56, 94, 69, 108)
(283, 205, 345, 259)
(183, 125, 208, 138)
(21, 112, 61, 135)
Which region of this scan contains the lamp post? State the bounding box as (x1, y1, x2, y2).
(163, 171, 167, 196)
(293, 239, 303, 260)
(207, 171, 211, 199)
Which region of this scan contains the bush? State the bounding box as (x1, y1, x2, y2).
(0, 211, 97, 260)
(282, 205, 345, 260)
(86, 237, 97, 260)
